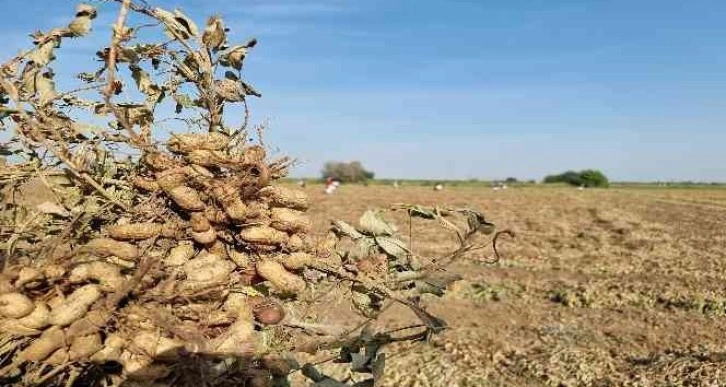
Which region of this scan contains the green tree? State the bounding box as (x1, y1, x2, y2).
(543, 169, 609, 188)
(321, 161, 375, 183)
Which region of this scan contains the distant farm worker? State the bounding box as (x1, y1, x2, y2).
(324, 177, 338, 194)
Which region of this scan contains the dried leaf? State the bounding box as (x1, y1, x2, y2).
(350, 352, 368, 372)
(29, 41, 57, 66)
(406, 205, 437, 219)
(36, 202, 69, 217)
(374, 236, 409, 259)
(219, 45, 247, 70)
(351, 291, 376, 318)
(117, 104, 152, 127)
(130, 65, 163, 104)
(371, 353, 385, 380)
(153, 8, 198, 40)
(202, 15, 226, 50)
(75, 3, 97, 18)
(240, 80, 261, 97)
(358, 210, 396, 236)
(347, 238, 377, 261)
(173, 9, 199, 38)
(331, 220, 363, 239)
(414, 280, 444, 296)
(35, 71, 57, 105)
(67, 16, 93, 37)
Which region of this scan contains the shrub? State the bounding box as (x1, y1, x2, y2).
(543, 169, 609, 188)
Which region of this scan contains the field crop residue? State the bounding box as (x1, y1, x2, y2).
(299, 184, 726, 386)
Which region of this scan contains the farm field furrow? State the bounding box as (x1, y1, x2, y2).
(300, 185, 726, 386)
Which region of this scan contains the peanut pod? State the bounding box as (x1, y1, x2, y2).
(240, 226, 288, 246)
(80, 238, 139, 260)
(258, 185, 309, 210)
(270, 208, 312, 233)
(256, 260, 306, 294)
(49, 284, 102, 327)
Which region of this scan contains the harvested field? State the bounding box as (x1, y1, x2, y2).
(298, 184, 726, 386)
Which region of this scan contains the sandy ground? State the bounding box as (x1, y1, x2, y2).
(297, 184, 726, 386)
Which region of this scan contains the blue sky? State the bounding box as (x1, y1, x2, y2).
(2, 0, 725, 181)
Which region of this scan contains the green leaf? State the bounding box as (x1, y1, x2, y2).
(358, 210, 396, 236)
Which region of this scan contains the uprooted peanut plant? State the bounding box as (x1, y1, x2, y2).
(0, 1, 506, 386)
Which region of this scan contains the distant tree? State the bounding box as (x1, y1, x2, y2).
(321, 161, 375, 183)
(543, 169, 609, 188)
(505, 177, 518, 184)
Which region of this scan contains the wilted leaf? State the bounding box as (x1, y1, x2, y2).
(406, 205, 437, 219)
(173, 10, 199, 37)
(75, 3, 97, 18)
(36, 202, 69, 217)
(152, 8, 198, 40)
(311, 380, 348, 387)
(331, 220, 363, 239)
(67, 15, 93, 37)
(303, 364, 348, 386)
(414, 280, 444, 296)
(240, 80, 261, 97)
(130, 65, 163, 104)
(352, 379, 374, 387)
(214, 78, 244, 102)
(350, 352, 368, 372)
(425, 271, 462, 288)
(202, 15, 226, 50)
(28, 41, 57, 66)
(118, 47, 140, 64)
(219, 45, 247, 70)
(76, 72, 98, 83)
(35, 70, 57, 105)
(117, 104, 152, 127)
(371, 353, 385, 380)
(466, 210, 494, 234)
(374, 236, 409, 259)
(358, 210, 396, 236)
(351, 291, 377, 318)
(347, 237, 376, 261)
